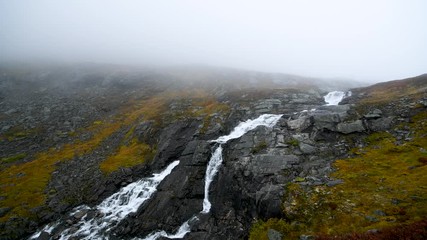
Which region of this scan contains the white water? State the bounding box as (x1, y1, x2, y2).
(324, 91, 346, 105)
(30, 160, 180, 240)
(142, 113, 283, 239)
(201, 145, 223, 213)
(213, 114, 284, 144)
(142, 216, 198, 240)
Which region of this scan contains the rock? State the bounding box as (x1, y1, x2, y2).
(312, 112, 341, 131)
(1, 125, 11, 131)
(367, 117, 393, 131)
(299, 235, 315, 240)
(326, 179, 343, 187)
(287, 116, 312, 132)
(36, 231, 51, 240)
(299, 143, 316, 154)
(73, 209, 88, 220)
(0, 207, 11, 218)
(367, 229, 379, 234)
(373, 209, 386, 216)
(365, 215, 378, 222)
(256, 184, 284, 218)
(391, 198, 401, 205)
(336, 120, 365, 134)
(267, 228, 283, 240)
(364, 109, 383, 119)
(250, 155, 300, 175)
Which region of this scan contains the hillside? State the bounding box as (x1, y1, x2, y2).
(0, 65, 426, 240)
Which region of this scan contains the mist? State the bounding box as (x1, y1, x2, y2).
(1, 0, 426, 82)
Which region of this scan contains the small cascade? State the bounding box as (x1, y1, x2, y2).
(324, 91, 350, 105)
(30, 160, 180, 240)
(142, 114, 283, 239)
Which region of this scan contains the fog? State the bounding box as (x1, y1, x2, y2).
(1, 0, 426, 82)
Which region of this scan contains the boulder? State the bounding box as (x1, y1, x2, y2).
(299, 143, 317, 154)
(268, 229, 283, 240)
(250, 155, 300, 175)
(336, 120, 365, 134)
(312, 112, 341, 131)
(287, 116, 313, 132)
(367, 117, 394, 131)
(256, 184, 284, 218)
(364, 109, 382, 119)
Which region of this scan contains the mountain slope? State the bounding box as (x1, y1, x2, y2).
(0, 65, 425, 239)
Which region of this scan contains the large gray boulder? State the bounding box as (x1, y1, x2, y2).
(287, 116, 313, 132)
(336, 120, 365, 134)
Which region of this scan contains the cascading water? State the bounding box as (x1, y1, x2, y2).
(142, 114, 283, 239)
(30, 160, 180, 240)
(324, 91, 350, 105)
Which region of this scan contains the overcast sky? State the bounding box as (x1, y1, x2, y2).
(1, 0, 426, 81)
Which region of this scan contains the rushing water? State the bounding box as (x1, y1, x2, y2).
(142, 114, 283, 239)
(324, 91, 346, 105)
(30, 161, 180, 240)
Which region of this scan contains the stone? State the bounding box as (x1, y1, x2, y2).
(336, 120, 365, 134)
(365, 215, 378, 222)
(299, 143, 317, 154)
(36, 231, 51, 240)
(368, 117, 393, 131)
(326, 179, 343, 187)
(312, 112, 341, 131)
(287, 116, 312, 131)
(256, 184, 284, 218)
(364, 109, 383, 119)
(373, 209, 386, 216)
(0, 207, 11, 218)
(267, 229, 283, 240)
(299, 235, 315, 240)
(73, 209, 88, 220)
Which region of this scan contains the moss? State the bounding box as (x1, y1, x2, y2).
(1, 126, 41, 141)
(251, 141, 268, 154)
(288, 138, 299, 147)
(249, 218, 292, 240)
(0, 153, 27, 164)
(99, 138, 156, 174)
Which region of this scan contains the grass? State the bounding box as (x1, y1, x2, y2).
(251, 141, 268, 154)
(287, 138, 299, 147)
(355, 75, 427, 106)
(0, 153, 27, 164)
(250, 111, 427, 239)
(1, 126, 42, 141)
(316, 219, 427, 240)
(99, 138, 156, 174)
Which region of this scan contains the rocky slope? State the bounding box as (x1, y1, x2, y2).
(0, 64, 426, 240)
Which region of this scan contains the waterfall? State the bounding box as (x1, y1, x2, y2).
(324, 91, 348, 105)
(30, 160, 180, 240)
(142, 114, 283, 239)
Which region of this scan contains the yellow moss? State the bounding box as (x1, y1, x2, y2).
(100, 139, 156, 174)
(0, 121, 122, 222)
(249, 218, 292, 240)
(251, 111, 427, 238)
